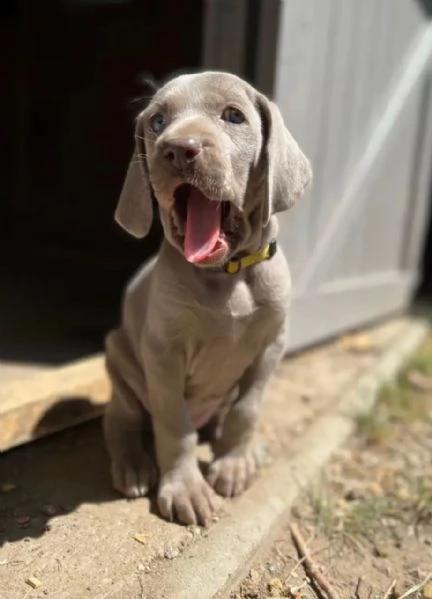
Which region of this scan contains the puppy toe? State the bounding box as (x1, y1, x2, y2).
(111, 454, 156, 498)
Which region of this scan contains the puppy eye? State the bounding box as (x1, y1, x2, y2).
(221, 106, 245, 124)
(149, 113, 166, 133)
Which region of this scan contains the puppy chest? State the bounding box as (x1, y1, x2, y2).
(184, 313, 274, 399)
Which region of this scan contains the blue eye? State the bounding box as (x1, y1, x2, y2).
(149, 113, 166, 133)
(221, 106, 245, 124)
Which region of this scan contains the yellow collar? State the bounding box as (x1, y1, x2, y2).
(223, 240, 277, 274)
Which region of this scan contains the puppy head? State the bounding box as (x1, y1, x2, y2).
(115, 71, 312, 266)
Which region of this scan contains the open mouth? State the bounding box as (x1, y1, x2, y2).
(173, 183, 230, 264)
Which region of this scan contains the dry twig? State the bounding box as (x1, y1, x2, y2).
(289, 522, 338, 599)
(353, 577, 363, 599)
(398, 571, 432, 599)
(382, 579, 397, 599)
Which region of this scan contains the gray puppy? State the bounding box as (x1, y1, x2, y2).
(104, 71, 312, 526)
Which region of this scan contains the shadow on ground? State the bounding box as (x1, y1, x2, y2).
(0, 398, 215, 547)
(0, 417, 117, 546)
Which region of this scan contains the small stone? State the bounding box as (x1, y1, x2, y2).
(267, 563, 278, 574)
(1, 483, 17, 493)
(17, 516, 30, 525)
(164, 546, 180, 560)
(188, 525, 201, 536)
(26, 576, 42, 589)
(423, 583, 432, 598)
(373, 543, 389, 558)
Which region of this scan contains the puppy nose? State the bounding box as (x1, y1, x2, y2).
(162, 138, 202, 170)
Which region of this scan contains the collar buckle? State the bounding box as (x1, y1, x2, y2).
(223, 239, 277, 274)
(224, 260, 241, 274)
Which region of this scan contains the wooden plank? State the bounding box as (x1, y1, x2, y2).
(358, 78, 423, 274)
(0, 354, 109, 452)
(270, 0, 336, 280)
(332, 0, 378, 281)
(314, 0, 358, 218)
(323, 59, 425, 283)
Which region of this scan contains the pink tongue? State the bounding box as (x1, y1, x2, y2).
(184, 188, 222, 263)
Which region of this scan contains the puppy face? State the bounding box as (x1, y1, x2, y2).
(115, 71, 312, 267)
(141, 73, 264, 264)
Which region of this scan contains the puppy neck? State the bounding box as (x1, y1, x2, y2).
(160, 217, 279, 280)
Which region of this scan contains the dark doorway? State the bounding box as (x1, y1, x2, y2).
(0, 0, 203, 364)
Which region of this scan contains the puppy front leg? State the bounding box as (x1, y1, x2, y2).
(208, 327, 286, 497)
(144, 345, 219, 526)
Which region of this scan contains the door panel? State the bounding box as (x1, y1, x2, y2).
(253, 0, 432, 350)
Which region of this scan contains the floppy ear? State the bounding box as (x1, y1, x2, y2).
(114, 116, 153, 238)
(257, 94, 312, 224)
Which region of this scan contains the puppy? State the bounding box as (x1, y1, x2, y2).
(104, 71, 312, 525)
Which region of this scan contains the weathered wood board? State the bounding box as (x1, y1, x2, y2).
(0, 355, 109, 452)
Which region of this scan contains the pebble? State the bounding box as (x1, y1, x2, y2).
(164, 546, 180, 560)
(373, 543, 389, 558)
(26, 576, 42, 589)
(423, 583, 432, 598)
(267, 563, 278, 574)
(188, 525, 201, 536)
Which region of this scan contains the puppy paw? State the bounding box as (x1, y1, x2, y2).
(111, 452, 157, 499)
(207, 444, 266, 497)
(158, 464, 220, 526)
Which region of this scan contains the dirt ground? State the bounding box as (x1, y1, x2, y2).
(0, 319, 426, 599)
(232, 334, 432, 599)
